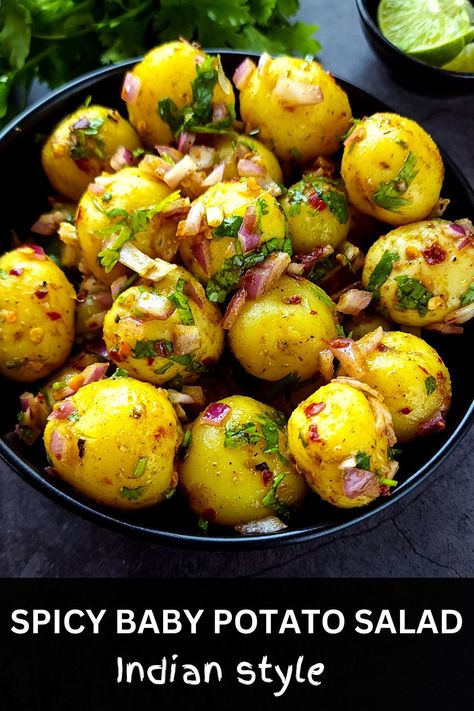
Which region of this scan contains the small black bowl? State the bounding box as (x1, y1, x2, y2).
(356, 0, 474, 94)
(0, 53, 473, 549)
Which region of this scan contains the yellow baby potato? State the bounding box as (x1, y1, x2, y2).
(103, 266, 224, 385)
(239, 55, 352, 164)
(0, 247, 75, 382)
(362, 219, 474, 327)
(44, 377, 182, 509)
(178, 179, 288, 302)
(41, 105, 141, 201)
(124, 41, 236, 147)
(212, 132, 283, 184)
(228, 275, 338, 382)
(281, 174, 350, 254)
(76, 166, 179, 285)
(341, 113, 444, 226)
(351, 331, 451, 443)
(179, 395, 307, 527)
(288, 380, 396, 508)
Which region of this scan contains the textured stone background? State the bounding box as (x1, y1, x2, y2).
(0, 0, 473, 577)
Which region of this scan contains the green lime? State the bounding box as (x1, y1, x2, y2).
(443, 42, 474, 72)
(378, 0, 474, 67)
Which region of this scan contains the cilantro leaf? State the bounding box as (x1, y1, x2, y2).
(355, 451, 371, 471)
(133, 457, 148, 479)
(120, 486, 145, 501)
(69, 116, 105, 160)
(460, 283, 474, 307)
(132, 339, 173, 359)
(169, 278, 195, 326)
(224, 422, 263, 448)
(373, 152, 418, 212)
(367, 251, 400, 299)
(213, 216, 243, 238)
(425, 375, 437, 396)
(262, 472, 289, 518)
(394, 276, 432, 316)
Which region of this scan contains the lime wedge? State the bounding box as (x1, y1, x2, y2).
(378, 0, 474, 67)
(443, 42, 474, 72)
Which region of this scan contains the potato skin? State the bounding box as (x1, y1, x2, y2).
(350, 331, 451, 443)
(228, 275, 338, 381)
(239, 56, 352, 164)
(76, 166, 178, 285)
(41, 105, 141, 201)
(126, 41, 236, 147)
(341, 113, 444, 226)
(213, 133, 283, 184)
(44, 378, 182, 509)
(281, 174, 350, 253)
(287, 381, 393, 508)
(103, 266, 224, 385)
(362, 219, 474, 326)
(0, 247, 75, 382)
(178, 179, 287, 296)
(179, 395, 307, 526)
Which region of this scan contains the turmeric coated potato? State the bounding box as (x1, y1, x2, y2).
(238, 55, 352, 164)
(103, 266, 224, 385)
(212, 132, 283, 185)
(178, 178, 288, 302)
(349, 331, 451, 443)
(288, 379, 397, 508)
(341, 113, 444, 226)
(125, 41, 236, 147)
(0, 247, 75, 382)
(41, 105, 141, 201)
(76, 166, 179, 285)
(44, 377, 182, 509)
(228, 275, 338, 382)
(281, 174, 350, 254)
(179, 395, 307, 526)
(362, 219, 474, 327)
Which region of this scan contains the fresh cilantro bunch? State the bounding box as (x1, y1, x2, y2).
(0, 0, 320, 126)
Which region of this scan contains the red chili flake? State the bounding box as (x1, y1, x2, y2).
(35, 289, 48, 299)
(308, 424, 322, 442)
(201, 508, 217, 522)
(285, 295, 302, 305)
(9, 268, 24, 276)
(108, 349, 121, 363)
(154, 341, 169, 357)
(418, 365, 429, 375)
(202, 357, 216, 367)
(328, 337, 351, 349)
(308, 191, 327, 211)
(305, 402, 326, 418)
(147, 356, 155, 366)
(379, 485, 391, 497)
(74, 158, 92, 173)
(310, 309, 318, 315)
(422, 244, 446, 265)
(46, 312, 61, 321)
(377, 343, 388, 352)
(262, 469, 273, 486)
(399, 407, 412, 415)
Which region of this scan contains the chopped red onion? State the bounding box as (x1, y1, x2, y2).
(167, 390, 196, 405)
(201, 161, 225, 187)
(21, 244, 46, 259)
(156, 145, 183, 163)
(256, 176, 282, 197)
(172, 324, 201, 355)
(238, 204, 260, 253)
(31, 210, 68, 236)
(110, 276, 128, 300)
(237, 158, 265, 177)
(356, 326, 384, 357)
(326, 338, 367, 379)
(118, 243, 177, 281)
(445, 302, 474, 325)
(201, 402, 231, 425)
(233, 58, 256, 90)
(110, 146, 133, 172)
(189, 145, 215, 169)
(336, 289, 372, 316)
(48, 398, 75, 421)
(49, 429, 67, 459)
(343, 468, 380, 500)
(136, 291, 176, 320)
(163, 154, 197, 189)
(319, 349, 334, 381)
(81, 362, 109, 386)
(457, 236, 473, 251)
(183, 281, 205, 307)
(273, 77, 324, 106)
(212, 103, 229, 122)
(424, 322, 463, 334)
(87, 183, 105, 196)
(417, 412, 446, 437)
(241, 252, 291, 299)
(178, 132, 196, 154)
(448, 223, 466, 237)
(72, 117, 90, 130)
(121, 72, 141, 103)
(223, 288, 246, 330)
(191, 240, 211, 275)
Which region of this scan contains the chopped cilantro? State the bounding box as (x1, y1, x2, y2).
(132, 147, 145, 158)
(120, 486, 145, 501)
(394, 276, 432, 316)
(133, 457, 148, 479)
(355, 451, 371, 471)
(262, 472, 289, 518)
(425, 375, 437, 396)
(287, 186, 307, 216)
(255, 196, 269, 223)
(67, 411, 80, 422)
(373, 152, 418, 211)
(367, 251, 399, 299)
(336, 323, 346, 337)
(169, 354, 207, 373)
(111, 367, 129, 379)
(162, 486, 176, 500)
(307, 255, 336, 284)
(132, 339, 173, 359)
(197, 516, 209, 532)
(213, 215, 243, 238)
(69, 116, 105, 160)
(298, 431, 308, 449)
(169, 278, 194, 325)
(322, 188, 349, 224)
(379, 477, 398, 487)
(182, 429, 192, 449)
(0, 269, 8, 279)
(460, 283, 474, 307)
(224, 422, 262, 448)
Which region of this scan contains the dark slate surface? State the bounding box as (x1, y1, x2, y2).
(0, 0, 472, 578)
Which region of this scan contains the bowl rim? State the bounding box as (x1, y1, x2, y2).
(0, 55, 473, 549)
(355, 0, 474, 79)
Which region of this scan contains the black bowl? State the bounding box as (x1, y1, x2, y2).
(356, 0, 474, 94)
(0, 53, 473, 549)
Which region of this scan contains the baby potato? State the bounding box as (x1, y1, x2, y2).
(179, 395, 307, 526)
(228, 275, 338, 382)
(125, 41, 236, 147)
(44, 377, 182, 509)
(0, 246, 75, 382)
(41, 105, 141, 201)
(76, 166, 179, 285)
(212, 132, 283, 184)
(341, 113, 444, 226)
(350, 331, 451, 442)
(239, 55, 352, 164)
(362, 219, 474, 327)
(103, 266, 224, 385)
(281, 174, 350, 253)
(178, 178, 288, 302)
(288, 380, 397, 508)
